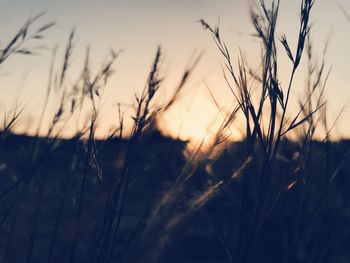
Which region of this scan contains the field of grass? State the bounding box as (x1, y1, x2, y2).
(0, 0, 350, 262)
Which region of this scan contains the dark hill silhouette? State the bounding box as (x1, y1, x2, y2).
(0, 131, 349, 262)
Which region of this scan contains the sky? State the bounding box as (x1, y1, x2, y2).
(0, 0, 350, 142)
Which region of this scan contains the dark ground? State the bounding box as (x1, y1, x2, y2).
(0, 131, 349, 263)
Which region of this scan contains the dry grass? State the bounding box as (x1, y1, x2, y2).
(0, 1, 349, 263)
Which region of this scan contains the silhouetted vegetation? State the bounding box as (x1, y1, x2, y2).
(0, 0, 349, 262)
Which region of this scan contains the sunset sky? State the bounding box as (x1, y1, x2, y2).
(1, 0, 350, 142)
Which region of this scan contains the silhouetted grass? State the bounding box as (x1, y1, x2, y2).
(0, 1, 350, 263)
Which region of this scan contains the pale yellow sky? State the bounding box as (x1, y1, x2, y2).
(0, 0, 349, 142)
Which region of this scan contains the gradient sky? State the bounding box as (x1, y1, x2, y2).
(1, 0, 350, 142)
